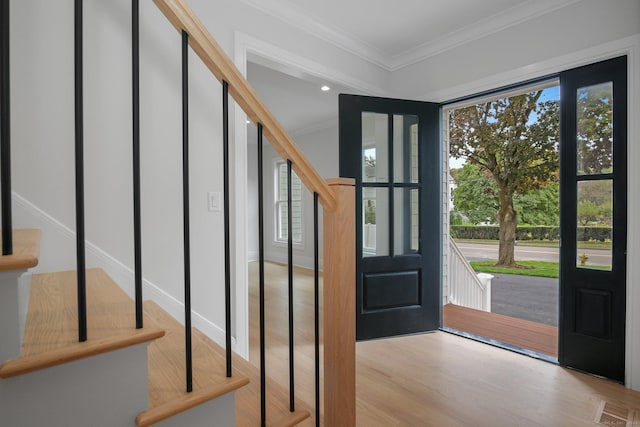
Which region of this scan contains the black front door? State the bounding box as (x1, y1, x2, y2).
(339, 94, 441, 341)
(559, 56, 627, 382)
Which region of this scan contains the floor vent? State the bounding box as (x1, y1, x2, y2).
(594, 400, 638, 426)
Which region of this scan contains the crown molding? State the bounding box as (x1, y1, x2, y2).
(239, 0, 583, 71)
(422, 34, 639, 103)
(389, 0, 583, 70)
(238, 0, 390, 69)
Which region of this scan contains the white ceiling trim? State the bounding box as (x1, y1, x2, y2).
(389, 0, 583, 70)
(239, 0, 582, 71)
(421, 34, 639, 103)
(238, 0, 392, 69)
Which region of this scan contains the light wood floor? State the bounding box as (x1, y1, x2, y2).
(249, 262, 640, 426)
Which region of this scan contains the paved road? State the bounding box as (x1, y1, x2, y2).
(457, 242, 611, 265)
(454, 242, 566, 327)
(490, 274, 558, 326)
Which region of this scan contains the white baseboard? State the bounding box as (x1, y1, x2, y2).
(247, 250, 259, 262)
(264, 252, 324, 272)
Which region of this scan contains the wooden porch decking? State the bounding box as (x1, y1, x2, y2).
(443, 303, 559, 358)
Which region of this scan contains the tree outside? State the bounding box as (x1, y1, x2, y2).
(452, 163, 560, 227)
(450, 163, 497, 225)
(576, 82, 614, 237)
(576, 82, 613, 175)
(449, 88, 560, 266)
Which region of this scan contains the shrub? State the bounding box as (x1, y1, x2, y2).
(451, 225, 611, 242)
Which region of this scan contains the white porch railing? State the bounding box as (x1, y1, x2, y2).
(363, 223, 376, 252)
(448, 236, 492, 312)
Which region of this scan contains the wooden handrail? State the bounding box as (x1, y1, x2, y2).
(153, 3, 356, 424)
(153, 0, 337, 211)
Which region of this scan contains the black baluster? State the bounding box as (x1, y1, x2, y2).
(287, 159, 295, 411)
(74, 0, 87, 342)
(314, 192, 320, 426)
(257, 123, 266, 426)
(132, 0, 143, 329)
(182, 29, 193, 393)
(1, 0, 12, 256)
(222, 80, 232, 378)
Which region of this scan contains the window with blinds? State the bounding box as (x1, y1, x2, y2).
(275, 161, 303, 243)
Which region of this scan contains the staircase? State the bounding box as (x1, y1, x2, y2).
(0, 236, 313, 426)
(0, 230, 248, 426)
(1, 0, 355, 426)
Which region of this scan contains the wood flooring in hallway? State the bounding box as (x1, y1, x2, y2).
(248, 261, 640, 426)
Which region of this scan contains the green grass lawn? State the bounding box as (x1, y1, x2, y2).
(470, 260, 559, 278)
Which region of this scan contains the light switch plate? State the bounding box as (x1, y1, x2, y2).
(208, 191, 221, 212)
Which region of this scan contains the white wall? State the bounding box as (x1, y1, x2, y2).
(390, 0, 640, 100)
(261, 124, 339, 269)
(9, 0, 640, 390)
(386, 0, 640, 390)
(9, 0, 383, 358)
(247, 143, 259, 262)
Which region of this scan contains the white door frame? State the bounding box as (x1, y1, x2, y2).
(230, 31, 381, 359)
(435, 34, 640, 389)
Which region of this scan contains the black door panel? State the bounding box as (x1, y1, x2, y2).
(363, 270, 421, 311)
(339, 94, 441, 341)
(559, 56, 627, 382)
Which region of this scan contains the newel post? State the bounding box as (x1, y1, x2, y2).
(323, 178, 356, 426)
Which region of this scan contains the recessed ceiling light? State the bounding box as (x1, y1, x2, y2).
(321, 85, 330, 92)
(246, 119, 251, 124)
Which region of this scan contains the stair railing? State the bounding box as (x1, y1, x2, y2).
(1, 0, 355, 423)
(448, 236, 491, 311)
(153, 1, 355, 425)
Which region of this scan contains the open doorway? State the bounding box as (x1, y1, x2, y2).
(442, 80, 562, 361)
(441, 57, 626, 381)
(243, 54, 359, 423)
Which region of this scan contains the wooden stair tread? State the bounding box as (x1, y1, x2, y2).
(234, 355, 314, 427)
(137, 301, 250, 426)
(267, 410, 311, 427)
(228, 338, 314, 426)
(0, 268, 164, 378)
(141, 301, 311, 426)
(0, 229, 41, 272)
(221, 334, 313, 426)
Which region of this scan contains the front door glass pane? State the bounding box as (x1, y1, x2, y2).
(394, 188, 419, 254)
(393, 115, 419, 183)
(577, 82, 613, 175)
(363, 187, 389, 257)
(362, 112, 388, 183)
(576, 179, 612, 270)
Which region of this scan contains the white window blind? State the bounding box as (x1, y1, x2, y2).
(276, 161, 303, 243)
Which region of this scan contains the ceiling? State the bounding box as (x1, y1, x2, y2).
(240, 0, 579, 70)
(243, 0, 579, 137)
(247, 61, 351, 136)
